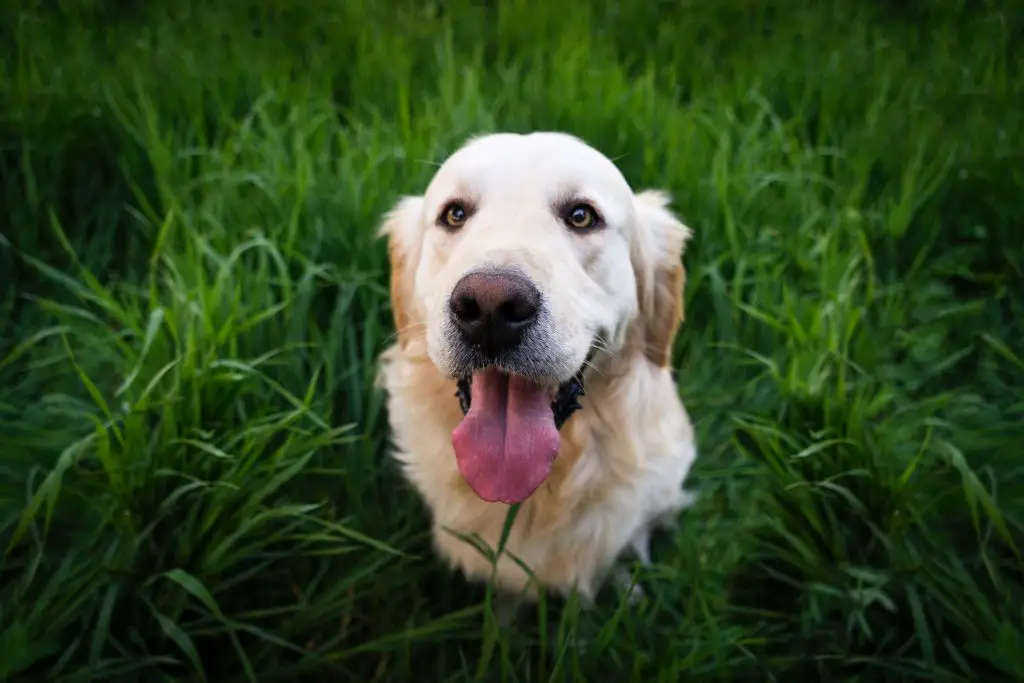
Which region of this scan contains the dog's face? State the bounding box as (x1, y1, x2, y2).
(381, 132, 691, 504)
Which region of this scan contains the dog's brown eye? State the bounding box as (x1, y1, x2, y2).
(566, 204, 598, 231)
(440, 202, 468, 229)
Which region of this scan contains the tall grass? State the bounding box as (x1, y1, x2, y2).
(1, 0, 1022, 680)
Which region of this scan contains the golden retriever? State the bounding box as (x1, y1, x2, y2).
(376, 132, 697, 607)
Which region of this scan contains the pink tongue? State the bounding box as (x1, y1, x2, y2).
(451, 368, 561, 504)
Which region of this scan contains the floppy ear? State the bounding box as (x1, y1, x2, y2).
(630, 190, 693, 367)
(378, 196, 426, 349)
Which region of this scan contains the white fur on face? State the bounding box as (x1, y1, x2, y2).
(408, 132, 642, 386)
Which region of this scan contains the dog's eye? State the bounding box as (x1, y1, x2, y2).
(565, 204, 598, 231)
(440, 202, 469, 229)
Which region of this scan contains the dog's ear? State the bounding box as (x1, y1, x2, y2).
(378, 196, 426, 349)
(630, 190, 693, 367)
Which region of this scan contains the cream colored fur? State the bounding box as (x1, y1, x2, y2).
(376, 132, 698, 603)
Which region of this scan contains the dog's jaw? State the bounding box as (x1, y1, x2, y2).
(454, 367, 586, 431)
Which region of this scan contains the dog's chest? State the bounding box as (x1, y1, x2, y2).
(428, 447, 650, 595)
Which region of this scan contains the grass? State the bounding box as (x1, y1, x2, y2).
(1, 0, 1022, 680)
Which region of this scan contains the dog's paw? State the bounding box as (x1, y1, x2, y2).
(547, 623, 591, 654)
(655, 489, 698, 531)
(613, 566, 648, 606)
(624, 580, 647, 606)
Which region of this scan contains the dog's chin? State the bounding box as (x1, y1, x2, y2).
(442, 342, 593, 505)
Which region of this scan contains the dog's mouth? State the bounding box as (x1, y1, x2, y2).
(450, 359, 589, 505)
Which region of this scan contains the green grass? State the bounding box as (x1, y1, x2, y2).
(1, 0, 1022, 680)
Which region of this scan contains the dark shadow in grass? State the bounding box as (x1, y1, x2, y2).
(0, 108, 159, 344)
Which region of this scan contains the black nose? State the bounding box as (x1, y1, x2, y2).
(449, 270, 541, 357)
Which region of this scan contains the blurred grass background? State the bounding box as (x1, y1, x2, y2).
(1, 0, 1022, 681)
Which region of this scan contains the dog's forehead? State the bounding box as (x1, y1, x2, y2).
(426, 133, 632, 203)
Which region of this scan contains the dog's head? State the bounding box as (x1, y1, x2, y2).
(381, 132, 691, 504)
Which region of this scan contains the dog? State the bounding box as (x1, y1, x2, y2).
(376, 132, 698, 608)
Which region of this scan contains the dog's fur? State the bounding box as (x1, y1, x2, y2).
(376, 132, 697, 603)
